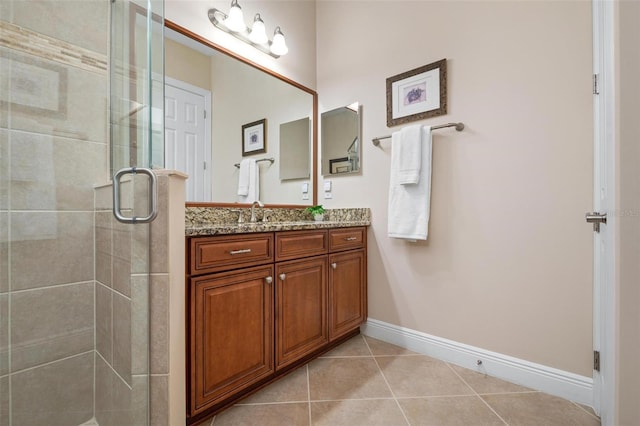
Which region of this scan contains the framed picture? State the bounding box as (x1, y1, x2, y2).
(329, 157, 352, 174)
(242, 118, 267, 156)
(386, 58, 447, 127)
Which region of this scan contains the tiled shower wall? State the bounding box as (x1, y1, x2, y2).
(0, 1, 109, 425)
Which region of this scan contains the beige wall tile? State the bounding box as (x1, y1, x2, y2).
(0, 375, 7, 426)
(96, 355, 135, 426)
(113, 291, 132, 386)
(10, 211, 93, 291)
(0, 129, 7, 211)
(150, 375, 169, 426)
(149, 274, 168, 375)
(96, 282, 113, 364)
(0, 294, 7, 376)
(11, 352, 93, 426)
(7, 0, 108, 54)
(131, 275, 149, 375)
(112, 256, 131, 298)
(11, 282, 93, 371)
(0, 212, 6, 294)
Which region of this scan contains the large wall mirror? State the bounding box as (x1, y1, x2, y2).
(321, 102, 362, 176)
(164, 21, 317, 206)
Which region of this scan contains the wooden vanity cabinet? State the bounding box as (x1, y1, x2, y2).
(186, 227, 367, 424)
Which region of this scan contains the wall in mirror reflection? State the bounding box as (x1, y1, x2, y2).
(321, 102, 361, 176)
(165, 32, 314, 205)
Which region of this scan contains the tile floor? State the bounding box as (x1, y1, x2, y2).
(206, 335, 601, 426)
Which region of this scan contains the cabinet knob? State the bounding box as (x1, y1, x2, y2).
(265, 276, 273, 284)
(331, 263, 337, 269)
(279, 273, 286, 281)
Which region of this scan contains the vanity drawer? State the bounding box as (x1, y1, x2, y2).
(328, 227, 366, 252)
(275, 230, 328, 261)
(190, 233, 274, 275)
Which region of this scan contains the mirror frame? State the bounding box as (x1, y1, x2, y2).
(165, 19, 318, 208)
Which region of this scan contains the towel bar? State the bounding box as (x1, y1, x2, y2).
(234, 157, 275, 168)
(372, 122, 464, 146)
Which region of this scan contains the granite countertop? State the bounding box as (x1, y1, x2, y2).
(185, 207, 371, 236)
(185, 219, 370, 236)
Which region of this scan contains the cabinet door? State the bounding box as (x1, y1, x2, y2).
(329, 249, 367, 341)
(275, 256, 328, 370)
(190, 265, 274, 415)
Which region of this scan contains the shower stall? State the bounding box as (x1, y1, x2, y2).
(1, 0, 164, 424)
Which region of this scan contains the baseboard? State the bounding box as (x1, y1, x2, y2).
(361, 318, 593, 407)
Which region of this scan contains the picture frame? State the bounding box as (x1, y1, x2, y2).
(242, 118, 267, 156)
(329, 157, 352, 174)
(386, 58, 447, 127)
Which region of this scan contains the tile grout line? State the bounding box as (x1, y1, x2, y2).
(445, 362, 509, 426)
(363, 336, 411, 426)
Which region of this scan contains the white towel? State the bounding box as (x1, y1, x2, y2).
(396, 124, 423, 185)
(237, 158, 254, 196)
(388, 125, 433, 241)
(238, 159, 260, 203)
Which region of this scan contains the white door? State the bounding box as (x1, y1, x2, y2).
(591, 0, 615, 423)
(165, 78, 211, 201)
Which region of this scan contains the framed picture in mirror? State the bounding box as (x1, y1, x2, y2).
(242, 118, 267, 156)
(329, 157, 352, 174)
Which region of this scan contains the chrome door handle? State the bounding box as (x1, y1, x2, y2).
(586, 212, 607, 232)
(113, 167, 157, 224)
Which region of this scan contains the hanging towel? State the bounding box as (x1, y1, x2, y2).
(238, 158, 260, 203)
(237, 158, 254, 196)
(388, 125, 433, 241)
(396, 124, 423, 185)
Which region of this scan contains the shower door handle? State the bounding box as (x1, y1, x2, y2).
(113, 167, 158, 224)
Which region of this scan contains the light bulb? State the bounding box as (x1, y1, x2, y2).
(270, 26, 288, 56)
(249, 14, 268, 44)
(224, 0, 246, 32)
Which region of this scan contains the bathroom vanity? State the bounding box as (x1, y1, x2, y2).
(184, 210, 369, 424)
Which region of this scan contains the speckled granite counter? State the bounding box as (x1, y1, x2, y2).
(185, 207, 370, 236)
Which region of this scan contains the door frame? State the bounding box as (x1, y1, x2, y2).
(165, 76, 212, 201)
(592, 0, 616, 423)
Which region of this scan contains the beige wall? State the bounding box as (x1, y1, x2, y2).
(317, 1, 594, 376)
(165, 0, 317, 89)
(165, 37, 212, 90)
(615, 0, 640, 423)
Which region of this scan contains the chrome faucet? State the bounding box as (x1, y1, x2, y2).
(250, 200, 264, 223)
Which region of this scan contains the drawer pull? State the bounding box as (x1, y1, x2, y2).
(279, 273, 286, 281)
(343, 237, 357, 241)
(229, 248, 252, 255)
(265, 276, 273, 284)
(331, 263, 337, 269)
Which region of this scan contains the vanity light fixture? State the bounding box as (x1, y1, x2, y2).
(208, 1, 289, 58)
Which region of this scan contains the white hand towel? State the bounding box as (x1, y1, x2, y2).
(396, 124, 423, 185)
(238, 159, 260, 203)
(388, 125, 433, 241)
(237, 158, 255, 196)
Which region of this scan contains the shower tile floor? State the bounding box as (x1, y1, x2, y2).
(206, 334, 600, 426)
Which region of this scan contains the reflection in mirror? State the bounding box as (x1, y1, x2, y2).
(321, 102, 362, 176)
(164, 22, 317, 205)
(280, 118, 311, 181)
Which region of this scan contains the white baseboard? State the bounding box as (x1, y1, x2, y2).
(361, 318, 593, 407)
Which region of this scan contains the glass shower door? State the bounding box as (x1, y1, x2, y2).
(0, 0, 163, 424)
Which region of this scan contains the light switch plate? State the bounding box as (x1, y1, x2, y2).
(324, 181, 332, 192)
(301, 182, 309, 193)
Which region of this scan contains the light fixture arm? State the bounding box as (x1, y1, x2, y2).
(208, 8, 283, 59)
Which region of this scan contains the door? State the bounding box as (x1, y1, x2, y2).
(329, 249, 367, 341)
(165, 78, 211, 201)
(190, 265, 274, 415)
(591, 0, 615, 422)
(275, 256, 328, 370)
